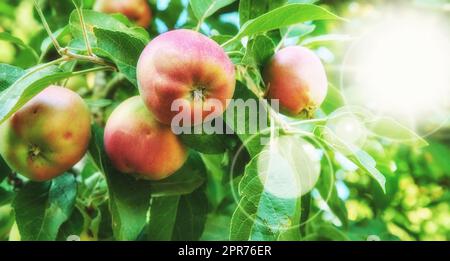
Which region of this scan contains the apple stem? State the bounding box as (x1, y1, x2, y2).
(195, 18, 203, 32)
(28, 144, 41, 160)
(32, 0, 63, 53)
(191, 86, 206, 102)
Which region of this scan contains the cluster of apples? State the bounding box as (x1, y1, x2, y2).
(0, 2, 328, 182)
(104, 29, 236, 180)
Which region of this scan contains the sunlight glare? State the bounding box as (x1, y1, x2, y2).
(341, 9, 450, 133)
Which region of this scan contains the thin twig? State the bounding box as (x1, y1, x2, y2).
(33, 0, 116, 70)
(71, 66, 115, 76)
(72, 0, 94, 56)
(32, 0, 62, 54)
(60, 48, 115, 69)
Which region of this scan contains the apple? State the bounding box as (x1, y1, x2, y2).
(104, 96, 187, 180)
(137, 29, 235, 126)
(264, 46, 328, 116)
(94, 0, 152, 28)
(0, 86, 91, 181)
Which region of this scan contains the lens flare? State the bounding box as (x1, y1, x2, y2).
(257, 136, 322, 199)
(341, 8, 450, 136)
(324, 108, 368, 155)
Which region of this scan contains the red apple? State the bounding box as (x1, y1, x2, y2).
(137, 29, 235, 126)
(104, 96, 187, 180)
(0, 86, 91, 181)
(94, 0, 152, 28)
(264, 46, 328, 116)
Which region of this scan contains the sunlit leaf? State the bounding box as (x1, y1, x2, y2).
(13, 173, 77, 240)
(0, 32, 39, 62)
(0, 64, 72, 124)
(148, 188, 208, 241)
(367, 117, 428, 147)
(191, 0, 237, 21)
(226, 4, 342, 46)
(93, 28, 146, 87)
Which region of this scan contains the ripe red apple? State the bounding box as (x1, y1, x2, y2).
(0, 86, 91, 181)
(137, 29, 235, 126)
(264, 46, 328, 116)
(104, 96, 187, 180)
(94, 0, 152, 28)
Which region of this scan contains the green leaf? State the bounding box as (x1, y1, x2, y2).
(172, 188, 208, 240)
(84, 98, 113, 108)
(230, 135, 322, 240)
(348, 219, 399, 241)
(425, 141, 450, 177)
(88, 124, 152, 241)
(191, 0, 237, 21)
(0, 64, 25, 92)
(308, 224, 350, 241)
(56, 207, 84, 241)
(93, 28, 146, 87)
(180, 130, 230, 154)
(223, 82, 268, 158)
(155, 0, 185, 30)
(355, 150, 387, 192)
(150, 152, 206, 197)
(69, 10, 149, 47)
(13, 173, 77, 240)
(97, 201, 114, 240)
(201, 214, 231, 240)
(148, 188, 208, 241)
(231, 139, 315, 240)
(0, 2, 15, 19)
(316, 159, 348, 227)
(239, 0, 287, 26)
(299, 192, 311, 237)
(227, 4, 341, 45)
(320, 83, 345, 115)
(0, 204, 14, 240)
(367, 117, 428, 147)
(0, 64, 73, 124)
(200, 153, 228, 208)
(0, 32, 39, 62)
(301, 34, 354, 47)
(205, 16, 239, 35)
(0, 187, 13, 206)
(0, 154, 11, 183)
(147, 196, 180, 241)
(280, 23, 316, 41)
(242, 35, 276, 67)
(322, 126, 386, 192)
(40, 26, 71, 57)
